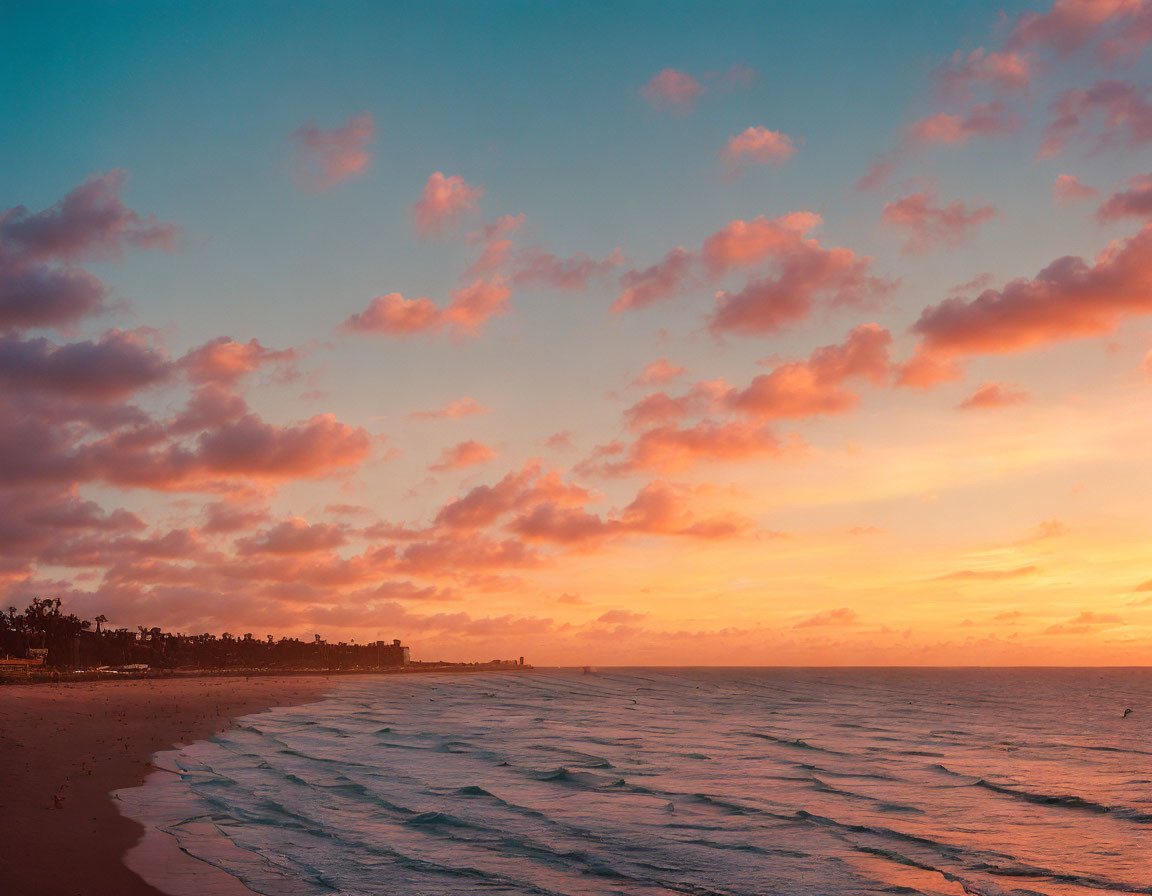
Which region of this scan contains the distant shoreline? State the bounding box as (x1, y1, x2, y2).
(1, 663, 536, 687)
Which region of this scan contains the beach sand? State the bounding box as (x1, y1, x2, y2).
(0, 675, 331, 896)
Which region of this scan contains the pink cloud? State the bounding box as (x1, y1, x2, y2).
(435, 462, 592, 531)
(510, 246, 623, 290)
(1009, 0, 1148, 57)
(1054, 173, 1099, 202)
(440, 278, 512, 334)
(881, 188, 996, 253)
(201, 501, 271, 534)
(907, 101, 1017, 145)
(465, 215, 621, 291)
(509, 479, 751, 545)
(899, 223, 1152, 381)
(0, 262, 107, 332)
(727, 324, 892, 419)
(465, 214, 525, 276)
(181, 337, 298, 386)
(1041, 80, 1152, 157)
(81, 408, 374, 492)
(723, 127, 798, 176)
(935, 49, 1032, 103)
(340, 292, 441, 336)
(395, 532, 537, 576)
(412, 172, 483, 236)
(591, 420, 783, 476)
(912, 223, 1152, 356)
(237, 518, 348, 555)
(470, 214, 525, 245)
(340, 279, 510, 339)
(0, 330, 171, 401)
(612, 247, 694, 312)
(543, 430, 575, 451)
(0, 170, 178, 262)
(1096, 173, 1152, 219)
(601, 326, 890, 477)
(700, 212, 821, 278)
(407, 397, 489, 420)
(895, 352, 964, 388)
(631, 358, 687, 387)
(0, 174, 178, 333)
(429, 439, 498, 472)
(710, 241, 892, 336)
(623, 382, 725, 431)
(957, 381, 1031, 410)
(288, 112, 375, 192)
(613, 212, 890, 334)
(640, 69, 706, 112)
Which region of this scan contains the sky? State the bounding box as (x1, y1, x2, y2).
(3, 0, 1152, 665)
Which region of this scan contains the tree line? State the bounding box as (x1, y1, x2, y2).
(0, 599, 409, 670)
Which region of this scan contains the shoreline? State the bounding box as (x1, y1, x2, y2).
(0, 675, 332, 896)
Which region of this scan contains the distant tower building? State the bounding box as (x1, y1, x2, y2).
(519, 656, 524, 666)
(373, 639, 410, 665)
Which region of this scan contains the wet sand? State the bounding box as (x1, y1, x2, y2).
(0, 676, 331, 896)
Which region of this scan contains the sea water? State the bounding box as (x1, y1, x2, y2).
(117, 669, 1152, 895)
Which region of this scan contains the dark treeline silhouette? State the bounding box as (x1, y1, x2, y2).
(0, 598, 410, 671)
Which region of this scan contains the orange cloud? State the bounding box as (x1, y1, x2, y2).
(509, 479, 752, 544)
(407, 397, 490, 420)
(589, 420, 783, 476)
(728, 324, 890, 420)
(794, 607, 858, 628)
(700, 212, 821, 277)
(430, 440, 498, 472)
(340, 279, 510, 338)
(631, 358, 687, 387)
(957, 382, 1030, 410)
(181, 337, 298, 386)
(1045, 610, 1125, 635)
(934, 565, 1039, 581)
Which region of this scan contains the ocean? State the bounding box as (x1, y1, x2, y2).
(117, 669, 1152, 895)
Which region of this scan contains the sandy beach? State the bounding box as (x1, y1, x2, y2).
(0, 675, 331, 896)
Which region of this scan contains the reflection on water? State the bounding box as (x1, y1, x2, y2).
(119, 669, 1152, 895)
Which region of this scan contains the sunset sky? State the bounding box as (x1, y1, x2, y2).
(4, 0, 1152, 664)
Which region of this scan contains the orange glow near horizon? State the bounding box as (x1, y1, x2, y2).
(5, 0, 1152, 665)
